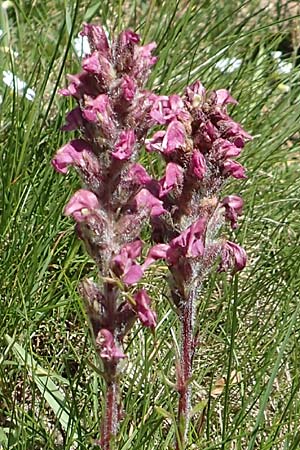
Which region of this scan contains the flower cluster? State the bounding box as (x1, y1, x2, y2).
(52, 24, 161, 373)
(136, 82, 251, 448)
(137, 83, 251, 306)
(52, 23, 251, 449)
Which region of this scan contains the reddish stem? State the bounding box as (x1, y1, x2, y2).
(101, 378, 118, 450)
(176, 287, 196, 450)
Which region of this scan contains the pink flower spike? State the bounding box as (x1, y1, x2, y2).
(219, 241, 247, 272)
(61, 107, 83, 131)
(97, 329, 126, 362)
(112, 130, 136, 160)
(52, 139, 93, 174)
(134, 290, 157, 328)
(215, 89, 238, 106)
(134, 189, 166, 217)
(191, 150, 206, 179)
(64, 189, 99, 222)
(162, 120, 186, 155)
(223, 160, 247, 179)
(221, 195, 243, 229)
(159, 162, 184, 197)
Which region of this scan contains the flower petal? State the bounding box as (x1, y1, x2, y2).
(64, 189, 99, 222)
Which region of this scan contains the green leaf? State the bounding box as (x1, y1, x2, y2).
(155, 406, 173, 421)
(5, 335, 78, 440)
(190, 400, 208, 417)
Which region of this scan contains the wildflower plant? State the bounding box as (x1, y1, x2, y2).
(52, 23, 251, 449)
(142, 84, 251, 447)
(52, 24, 160, 449)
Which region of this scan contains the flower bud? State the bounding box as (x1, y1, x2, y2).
(133, 290, 157, 328)
(96, 329, 126, 362)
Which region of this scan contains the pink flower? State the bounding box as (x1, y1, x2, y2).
(145, 130, 165, 152)
(59, 72, 100, 99)
(142, 244, 169, 271)
(127, 164, 159, 195)
(52, 139, 94, 174)
(223, 160, 247, 179)
(138, 42, 157, 66)
(82, 94, 108, 122)
(219, 241, 247, 272)
(134, 189, 166, 217)
(146, 120, 185, 156)
(113, 240, 144, 285)
(80, 23, 110, 55)
(61, 107, 83, 131)
(82, 52, 102, 74)
(150, 95, 170, 124)
(112, 130, 136, 160)
(82, 52, 115, 87)
(96, 329, 126, 362)
(130, 42, 158, 84)
(191, 150, 206, 179)
(219, 119, 253, 148)
(193, 121, 217, 152)
(128, 163, 153, 185)
(167, 217, 207, 264)
(64, 189, 100, 222)
(120, 75, 136, 101)
(221, 195, 243, 229)
(150, 94, 190, 125)
(215, 89, 238, 106)
(131, 90, 159, 129)
(118, 30, 140, 46)
(159, 162, 184, 197)
(168, 95, 190, 122)
(185, 81, 206, 107)
(162, 120, 186, 155)
(133, 290, 157, 328)
(214, 138, 241, 159)
(146, 120, 185, 155)
(59, 74, 82, 97)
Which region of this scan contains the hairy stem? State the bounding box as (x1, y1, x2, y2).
(176, 287, 196, 450)
(101, 376, 118, 450)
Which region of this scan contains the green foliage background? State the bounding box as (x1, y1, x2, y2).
(1, 1, 300, 449)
